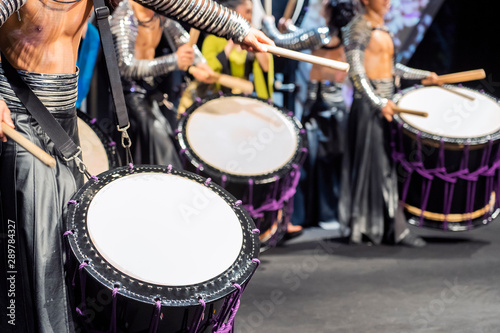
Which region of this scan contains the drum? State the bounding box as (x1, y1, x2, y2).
(392, 85, 500, 231)
(77, 110, 121, 177)
(65, 165, 260, 332)
(176, 94, 307, 250)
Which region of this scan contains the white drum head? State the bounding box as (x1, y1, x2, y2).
(397, 86, 500, 139)
(78, 118, 110, 176)
(86, 173, 243, 286)
(186, 97, 298, 176)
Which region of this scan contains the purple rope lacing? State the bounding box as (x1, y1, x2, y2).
(90, 118, 97, 125)
(190, 298, 206, 333)
(74, 262, 88, 317)
(108, 141, 116, 147)
(243, 164, 301, 218)
(109, 287, 119, 333)
(251, 228, 260, 235)
(205, 178, 212, 186)
(221, 174, 227, 188)
(91, 175, 98, 182)
(391, 123, 500, 229)
(68, 200, 77, 206)
(214, 284, 243, 333)
(129, 163, 134, 173)
(168, 164, 173, 173)
(149, 300, 162, 333)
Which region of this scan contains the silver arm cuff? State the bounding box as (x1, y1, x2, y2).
(0, 0, 25, 27)
(261, 16, 330, 51)
(133, 0, 251, 43)
(110, 1, 179, 80)
(394, 63, 430, 80)
(344, 16, 386, 109)
(163, 19, 206, 64)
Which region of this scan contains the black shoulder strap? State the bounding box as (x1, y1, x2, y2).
(1, 53, 82, 161)
(92, 0, 130, 131)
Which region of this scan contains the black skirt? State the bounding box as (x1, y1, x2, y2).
(338, 95, 407, 244)
(123, 81, 182, 168)
(293, 82, 347, 227)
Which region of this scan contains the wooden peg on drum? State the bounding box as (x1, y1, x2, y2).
(1, 122, 57, 168)
(264, 45, 350, 72)
(392, 107, 428, 118)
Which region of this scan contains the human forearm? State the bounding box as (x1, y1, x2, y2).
(134, 0, 251, 43)
(261, 16, 330, 51)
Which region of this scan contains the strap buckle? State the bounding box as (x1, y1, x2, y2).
(117, 124, 132, 149)
(95, 6, 110, 20)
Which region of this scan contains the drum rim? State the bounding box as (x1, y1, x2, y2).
(393, 85, 500, 146)
(77, 110, 121, 169)
(65, 165, 260, 307)
(176, 94, 306, 183)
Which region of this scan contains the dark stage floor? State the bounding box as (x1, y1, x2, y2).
(237, 220, 500, 333)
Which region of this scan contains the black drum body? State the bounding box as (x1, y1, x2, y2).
(176, 94, 307, 250)
(65, 165, 260, 332)
(393, 86, 500, 231)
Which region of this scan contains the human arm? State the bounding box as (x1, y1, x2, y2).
(343, 16, 388, 110)
(133, 0, 273, 51)
(261, 16, 330, 51)
(110, 1, 185, 79)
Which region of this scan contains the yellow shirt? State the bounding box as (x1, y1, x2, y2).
(202, 34, 274, 100)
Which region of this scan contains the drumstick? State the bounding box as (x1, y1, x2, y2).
(437, 86, 475, 101)
(437, 69, 486, 84)
(393, 107, 428, 118)
(1, 122, 57, 168)
(282, 0, 297, 20)
(265, 0, 272, 15)
(188, 67, 254, 94)
(188, 28, 200, 47)
(264, 45, 350, 72)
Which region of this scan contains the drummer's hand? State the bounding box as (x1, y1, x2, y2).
(177, 44, 195, 71)
(422, 72, 441, 86)
(194, 63, 217, 84)
(241, 28, 275, 53)
(278, 17, 291, 32)
(0, 100, 14, 142)
(381, 100, 396, 122)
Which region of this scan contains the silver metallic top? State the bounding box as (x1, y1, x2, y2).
(0, 64, 78, 112)
(394, 63, 430, 80)
(261, 16, 330, 51)
(135, 0, 251, 43)
(343, 15, 430, 109)
(110, 0, 205, 81)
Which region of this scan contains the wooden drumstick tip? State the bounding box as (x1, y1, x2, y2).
(1, 122, 57, 168)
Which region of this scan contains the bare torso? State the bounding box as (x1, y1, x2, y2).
(363, 15, 394, 80)
(130, 0, 162, 60)
(310, 36, 346, 83)
(0, 0, 93, 73)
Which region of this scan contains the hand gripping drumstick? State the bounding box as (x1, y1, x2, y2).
(264, 45, 350, 72)
(437, 69, 486, 84)
(393, 107, 428, 118)
(188, 67, 255, 94)
(1, 122, 57, 168)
